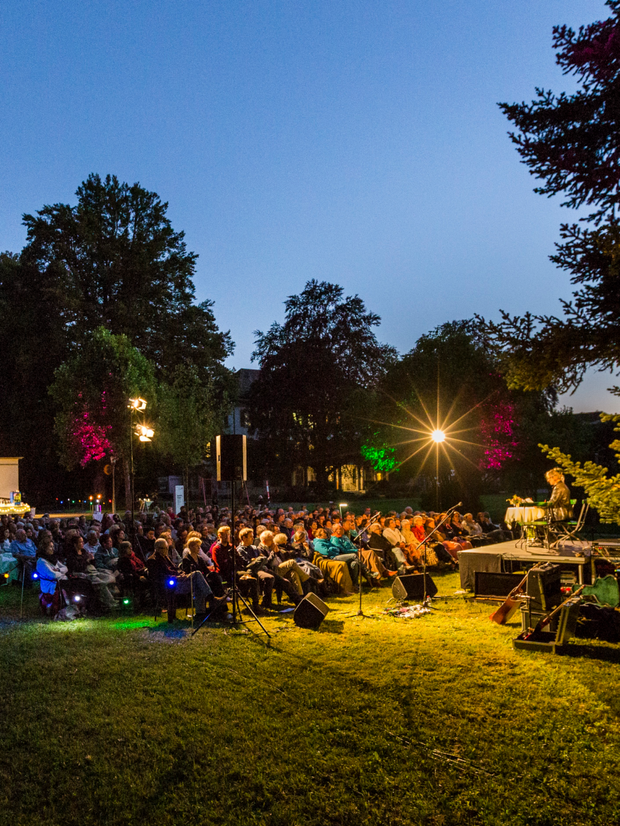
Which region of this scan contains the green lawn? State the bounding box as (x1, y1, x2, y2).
(2, 578, 620, 826)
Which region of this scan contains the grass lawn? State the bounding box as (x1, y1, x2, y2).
(2, 577, 620, 826)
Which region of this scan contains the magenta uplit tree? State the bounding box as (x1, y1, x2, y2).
(70, 400, 113, 467)
(49, 328, 156, 507)
(479, 401, 519, 471)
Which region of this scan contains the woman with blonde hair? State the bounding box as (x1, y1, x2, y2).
(545, 468, 572, 521)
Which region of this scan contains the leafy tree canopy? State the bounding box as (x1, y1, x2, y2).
(157, 364, 225, 488)
(48, 327, 157, 473)
(0, 175, 233, 501)
(21, 173, 232, 377)
(249, 280, 397, 489)
(484, 1, 620, 392)
(364, 321, 597, 503)
(366, 321, 518, 495)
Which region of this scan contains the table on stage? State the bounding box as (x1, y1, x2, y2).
(505, 505, 545, 524)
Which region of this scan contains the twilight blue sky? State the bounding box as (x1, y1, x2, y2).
(1, 0, 616, 411)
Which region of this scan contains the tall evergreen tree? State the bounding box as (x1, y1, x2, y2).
(485, 1, 620, 393)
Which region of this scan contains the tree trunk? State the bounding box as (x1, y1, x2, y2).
(314, 465, 330, 497)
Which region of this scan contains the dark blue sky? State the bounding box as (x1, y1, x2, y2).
(1, 0, 615, 411)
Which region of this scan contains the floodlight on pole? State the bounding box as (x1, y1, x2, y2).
(135, 424, 154, 442)
(128, 396, 151, 543)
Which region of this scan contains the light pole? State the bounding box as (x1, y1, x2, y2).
(339, 502, 348, 521)
(431, 429, 446, 511)
(128, 397, 148, 542)
(111, 456, 117, 514)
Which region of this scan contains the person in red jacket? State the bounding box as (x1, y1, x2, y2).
(210, 525, 236, 582)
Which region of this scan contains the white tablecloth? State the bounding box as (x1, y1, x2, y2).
(505, 506, 545, 524)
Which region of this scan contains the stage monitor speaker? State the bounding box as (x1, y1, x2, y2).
(474, 571, 524, 598)
(293, 593, 330, 630)
(392, 573, 438, 602)
(215, 434, 247, 481)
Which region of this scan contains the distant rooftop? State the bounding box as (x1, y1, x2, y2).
(235, 368, 260, 401)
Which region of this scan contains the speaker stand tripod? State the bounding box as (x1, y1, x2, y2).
(192, 478, 270, 640)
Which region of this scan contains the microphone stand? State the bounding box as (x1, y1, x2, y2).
(413, 502, 462, 605)
(345, 511, 383, 618)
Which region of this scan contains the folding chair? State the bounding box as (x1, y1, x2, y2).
(550, 502, 590, 549)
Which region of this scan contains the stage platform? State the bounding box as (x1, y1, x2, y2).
(457, 540, 593, 591)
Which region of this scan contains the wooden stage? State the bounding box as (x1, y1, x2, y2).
(457, 540, 594, 591)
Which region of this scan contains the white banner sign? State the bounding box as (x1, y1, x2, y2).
(175, 485, 185, 513)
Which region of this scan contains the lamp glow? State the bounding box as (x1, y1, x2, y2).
(431, 429, 446, 444)
(129, 398, 147, 411)
(167, 578, 176, 588)
(135, 424, 154, 442)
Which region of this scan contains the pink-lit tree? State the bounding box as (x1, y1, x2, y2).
(479, 401, 519, 471)
(49, 327, 156, 508)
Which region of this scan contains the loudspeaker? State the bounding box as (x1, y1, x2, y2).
(293, 592, 330, 630)
(392, 573, 438, 601)
(216, 434, 247, 481)
(527, 563, 562, 611)
(474, 571, 524, 598)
